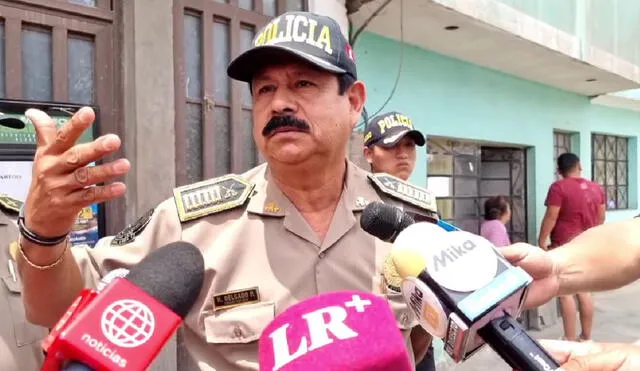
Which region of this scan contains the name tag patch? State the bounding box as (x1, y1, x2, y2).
(213, 287, 260, 311)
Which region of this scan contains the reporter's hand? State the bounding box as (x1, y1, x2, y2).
(24, 107, 129, 238)
(541, 339, 640, 370)
(500, 243, 560, 309)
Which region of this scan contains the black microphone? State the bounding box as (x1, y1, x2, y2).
(360, 202, 415, 242)
(362, 203, 559, 371)
(43, 241, 205, 371)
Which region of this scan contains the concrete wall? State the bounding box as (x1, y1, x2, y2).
(121, 0, 177, 224)
(354, 32, 640, 236)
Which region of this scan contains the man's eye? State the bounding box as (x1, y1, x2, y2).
(258, 85, 275, 94)
(296, 80, 314, 88)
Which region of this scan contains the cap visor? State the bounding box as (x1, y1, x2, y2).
(378, 130, 426, 148)
(227, 45, 347, 82)
(0, 117, 25, 129)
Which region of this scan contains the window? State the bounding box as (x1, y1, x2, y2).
(0, 0, 116, 232)
(592, 134, 628, 209)
(553, 131, 572, 181)
(176, 0, 307, 185)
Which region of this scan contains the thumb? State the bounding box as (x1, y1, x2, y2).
(25, 108, 57, 149)
(557, 350, 627, 371)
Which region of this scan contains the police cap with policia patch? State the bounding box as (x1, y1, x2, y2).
(227, 11, 357, 82)
(363, 111, 426, 148)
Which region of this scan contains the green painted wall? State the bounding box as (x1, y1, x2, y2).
(355, 32, 640, 241)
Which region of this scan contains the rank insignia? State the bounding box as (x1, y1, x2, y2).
(111, 208, 154, 246)
(173, 174, 255, 223)
(264, 202, 281, 213)
(213, 287, 260, 311)
(0, 194, 22, 215)
(368, 173, 437, 215)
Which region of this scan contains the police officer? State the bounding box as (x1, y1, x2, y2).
(363, 112, 436, 370)
(362, 111, 425, 182)
(0, 114, 48, 370)
(17, 12, 436, 370)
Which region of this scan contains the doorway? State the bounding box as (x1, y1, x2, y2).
(427, 138, 527, 243)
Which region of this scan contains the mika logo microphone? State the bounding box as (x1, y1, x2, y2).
(258, 291, 413, 371)
(361, 202, 559, 371)
(41, 242, 205, 371)
(392, 223, 560, 371)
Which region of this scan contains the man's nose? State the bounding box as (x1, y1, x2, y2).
(396, 149, 410, 159)
(270, 88, 297, 115)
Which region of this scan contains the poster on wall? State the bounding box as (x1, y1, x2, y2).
(0, 160, 101, 248)
(0, 161, 32, 202)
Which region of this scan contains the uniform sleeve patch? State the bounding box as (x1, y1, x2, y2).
(368, 173, 438, 215)
(111, 208, 154, 246)
(0, 194, 22, 215)
(173, 174, 255, 223)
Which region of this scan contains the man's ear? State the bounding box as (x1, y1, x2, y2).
(348, 81, 367, 129)
(363, 146, 373, 164)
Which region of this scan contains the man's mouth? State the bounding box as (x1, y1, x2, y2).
(262, 115, 311, 137)
(268, 126, 307, 137)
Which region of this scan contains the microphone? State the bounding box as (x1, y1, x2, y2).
(258, 291, 413, 371)
(361, 203, 559, 371)
(360, 202, 415, 242)
(41, 241, 205, 371)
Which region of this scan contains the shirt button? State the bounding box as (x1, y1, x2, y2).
(318, 252, 326, 259)
(233, 326, 243, 338)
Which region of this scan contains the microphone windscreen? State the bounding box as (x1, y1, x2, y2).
(125, 241, 204, 318)
(361, 202, 415, 242)
(258, 291, 413, 371)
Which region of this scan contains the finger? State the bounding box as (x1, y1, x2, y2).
(558, 350, 628, 371)
(63, 159, 130, 191)
(26, 109, 58, 148)
(540, 339, 603, 363)
(66, 182, 127, 208)
(48, 107, 95, 154)
(57, 134, 122, 173)
(501, 243, 553, 279)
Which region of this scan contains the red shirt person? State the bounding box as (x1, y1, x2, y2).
(538, 152, 605, 342)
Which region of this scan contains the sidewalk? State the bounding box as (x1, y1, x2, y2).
(431, 280, 640, 370)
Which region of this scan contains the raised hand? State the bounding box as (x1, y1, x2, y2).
(24, 107, 130, 239)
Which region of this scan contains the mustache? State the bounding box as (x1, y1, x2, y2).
(262, 115, 310, 137)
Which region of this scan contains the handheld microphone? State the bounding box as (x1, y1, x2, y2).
(258, 291, 413, 371)
(41, 241, 205, 371)
(362, 202, 560, 371)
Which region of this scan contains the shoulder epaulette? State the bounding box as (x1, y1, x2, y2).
(173, 174, 255, 223)
(368, 173, 438, 215)
(0, 194, 22, 215)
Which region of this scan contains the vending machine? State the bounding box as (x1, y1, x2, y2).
(0, 99, 105, 247)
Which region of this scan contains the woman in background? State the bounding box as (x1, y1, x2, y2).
(480, 196, 512, 247)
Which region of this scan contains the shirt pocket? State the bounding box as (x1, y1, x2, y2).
(204, 301, 275, 344)
(1, 274, 47, 347)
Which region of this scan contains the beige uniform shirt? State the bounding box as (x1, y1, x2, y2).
(72, 161, 438, 371)
(0, 208, 48, 371)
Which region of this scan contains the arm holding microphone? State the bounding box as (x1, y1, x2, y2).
(502, 216, 640, 310)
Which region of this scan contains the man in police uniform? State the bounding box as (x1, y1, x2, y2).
(362, 112, 436, 371)
(363, 111, 426, 181)
(0, 195, 48, 370)
(0, 112, 48, 370)
(17, 12, 436, 370)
